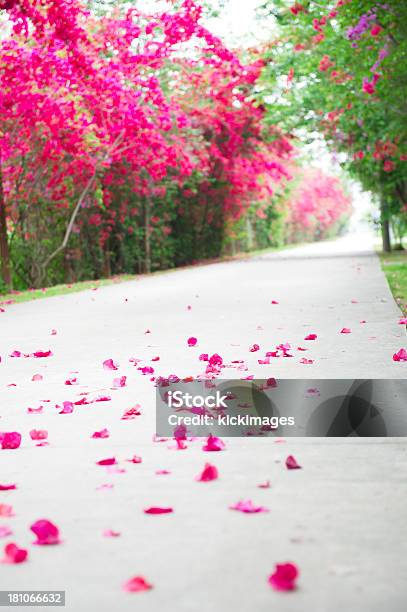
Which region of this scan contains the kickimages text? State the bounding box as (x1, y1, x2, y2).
(168, 414, 295, 427)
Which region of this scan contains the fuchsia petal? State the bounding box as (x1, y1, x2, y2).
(113, 376, 127, 387)
(92, 428, 110, 439)
(286, 455, 302, 470)
(187, 337, 198, 347)
(31, 374, 43, 381)
(144, 507, 173, 514)
(30, 519, 61, 545)
(96, 457, 117, 466)
(3, 543, 28, 564)
(202, 434, 225, 452)
(32, 350, 53, 358)
(340, 328, 351, 334)
(1, 432, 22, 450)
(0, 484, 16, 491)
(250, 343, 260, 352)
(393, 348, 407, 362)
(196, 463, 218, 482)
(229, 499, 269, 513)
(123, 576, 153, 593)
(103, 358, 118, 370)
(304, 334, 317, 340)
(268, 562, 299, 591)
(29, 430, 48, 441)
(0, 505, 14, 517)
(103, 529, 121, 537)
(0, 526, 13, 538)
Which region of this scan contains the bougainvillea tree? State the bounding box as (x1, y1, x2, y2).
(257, 0, 407, 251)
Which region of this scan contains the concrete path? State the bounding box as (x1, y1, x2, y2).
(0, 231, 406, 612)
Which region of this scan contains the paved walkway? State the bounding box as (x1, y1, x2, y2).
(0, 231, 406, 611)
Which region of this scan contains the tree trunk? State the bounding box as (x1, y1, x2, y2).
(0, 157, 12, 289)
(144, 196, 151, 274)
(380, 198, 391, 253)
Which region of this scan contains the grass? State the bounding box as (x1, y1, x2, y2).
(379, 249, 407, 315)
(0, 274, 136, 306)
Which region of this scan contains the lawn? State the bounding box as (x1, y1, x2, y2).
(379, 250, 407, 315)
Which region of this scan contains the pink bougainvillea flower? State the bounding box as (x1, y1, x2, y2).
(208, 353, 223, 367)
(187, 337, 198, 347)
(10, 350, 22, 358)
(59, 401, 74, 414)
(103, 359, 118, 370)
(113, 376, 127, 388)
(29, 430, 48, 441)
(0, 525, 13, 538)
(258, 480, 271, 489)
(393, 348, 407, 362)
(398, 317, 407, 325)
(1, 432, 22, 450)
(271, 300, 279, 304)
(297, 347, 307, 351)
(30, 519, 61, 545)
(0, 483, 16, 491)
(229, 500, 269, 513)
(286, 455, 302, 470)
(268, 562, 299, 591)
(258, 358, 271, 365)
(96, 457, 117, 466)
(300, 358, 314, 365)
(144, 507, 173, 515)
(199, 353, 209, 361)
(103, 529, 121, 537)
(196, 463, 218, 482)
(92, 428, 110, 439)
(370, 24, 382, 36)
(32, 350, 53, 358)
(95, 395, 111, 402)
(123, 576, 153, 593)
(151, 356, 160, 362)
(2, 542, 28, 564)
(31, 374, 43, 381)
(340, 328, 351, 334)
(202, 434, 225, 452)
(138, 366, 154, 375)
(0, 505, 14, 517)
(250, 343, 260, 352)
(304, 334, 317, 341)
(127, 455, 142, 464)
(64, 377, 78, 385)
(121, 406, 141, 419)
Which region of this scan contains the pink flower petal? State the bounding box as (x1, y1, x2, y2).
(271, 300, 279, 304)
(144, 507, 173, 515)
(31, 374, 43, 381)
(250, 343, 260, 352)
(268, 562, 299, 591)
(2, 542, 28, 564)
(0, 504, 14, 517)
(96, 457, 117, 466)
(0, 483, 16, 491)
(112, 375, 127, 388)
(103, 529, 121, 537)
(187, 337, 198, 347)
(91, 428, 110, 439)
(258, 480, 271, 489)
(30, 519, 61, 545)
(340, 328, 351, 334)
(286, 455, 302, 470)
(0, 525, 13, 538)
(29, 430, 48, 441)
(229, 499, 269, 513)
(155, 469, 171, 475)
(121, 406, 141, 419)
(393, 348, 407, 362)
(196, 463, 218, 482)
(299, 358, 313, 365)
(32, 350, 53, 358)
(59, 401, 74, 414)
(103, 358, 118, 370)
(123, 576, 153, 593)
(398, 317, 407, 325)
(0, 432, 22, 450)
(127, 455, 142, 464)
(304, 334, 317, 341)
(64, 377, 78, 385)
(202, 434, 225, 452)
